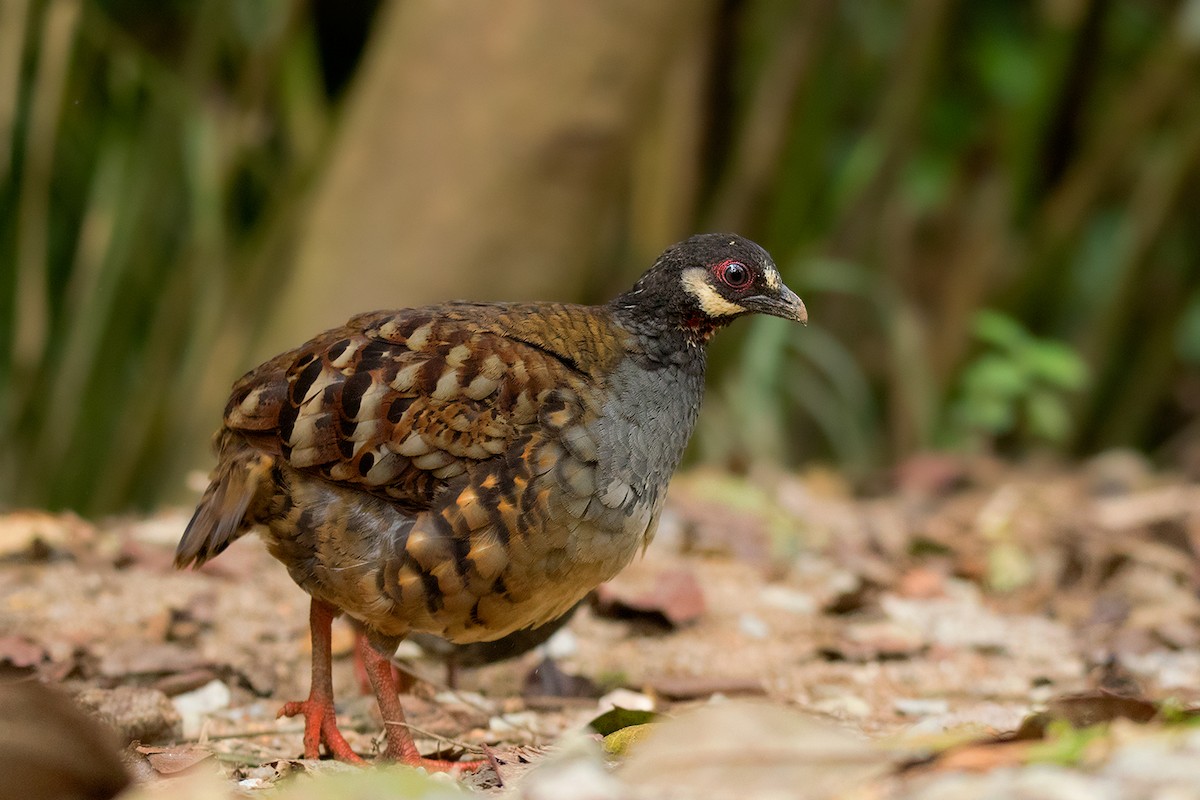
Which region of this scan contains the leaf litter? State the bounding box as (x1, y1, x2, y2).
(2, 452, 1200, 797)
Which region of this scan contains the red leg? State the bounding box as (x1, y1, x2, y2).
(356, 634, 485, 772)
(352, 630, 415, 695)
(278, 599, 364, 764)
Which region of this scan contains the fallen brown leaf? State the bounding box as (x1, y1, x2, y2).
(0, 635, 46, 670)
(0, 510, 95, 561)
(594, 567, 706, 628)
(620, 701, 897, 800)
(927, 739, 1035, 773)
(645, 675, 767, 701)
(96, 641, 209, 679)
(1014, 692, 1159, 739)
(897, 565, 949, 599)
(134, 744, 215, 775)
(152, 668, 220, 697)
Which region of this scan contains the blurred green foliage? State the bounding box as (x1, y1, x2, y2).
(949, 310, 1088, 446)
(703, 0, 1200, 478)
(1, 0, 331, 512)
(4, 0, 1200, 514)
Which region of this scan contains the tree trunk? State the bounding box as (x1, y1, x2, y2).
(263, 0, 714, 356)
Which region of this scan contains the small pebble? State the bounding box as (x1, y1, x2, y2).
(238, 778, 271, 790)
(597, 688, 654, 713)
(739, 613, 770, 639)
(76, 685, 181, 743)
(393, 640, 424, 659)
(894, 698, 950, 717)
(171, 679, 231, 739)
(811, 694, 872, 719)
(759, 585, 816, 615)
(489, 711, 540, 733)
(542, 627, 578, 659)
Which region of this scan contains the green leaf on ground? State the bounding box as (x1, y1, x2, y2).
(588, 706, 661, 736)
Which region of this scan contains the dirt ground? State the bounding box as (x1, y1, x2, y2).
(4, 451, 1200, 799)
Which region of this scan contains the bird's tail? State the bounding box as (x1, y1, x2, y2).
(175, 431, 274, 569)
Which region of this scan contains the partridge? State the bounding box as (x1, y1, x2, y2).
(175, 233, 806, 768)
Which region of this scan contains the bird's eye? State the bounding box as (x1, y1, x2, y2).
(716, 260, 752, 289)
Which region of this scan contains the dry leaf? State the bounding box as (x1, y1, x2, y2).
(511, 733, 624, 800)
(928, 739, 1036, 773)
(620, 701, 896, 800)
(1014, 692, 1159, 739)
(594, 568, 706, 628)
(0, 511, 95, 560)
(645, 675, 766, 701)
(134, 744, 214, 775)
(0, 635, 47, 670)
(96, 641, 209, 679)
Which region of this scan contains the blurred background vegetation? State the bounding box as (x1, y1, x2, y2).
(4, 0, 1200, 516)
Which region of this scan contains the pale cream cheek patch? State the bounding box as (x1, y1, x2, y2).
(680, 268, 746, 317)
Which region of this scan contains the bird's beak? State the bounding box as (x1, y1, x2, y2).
(745, 285, 808, 325)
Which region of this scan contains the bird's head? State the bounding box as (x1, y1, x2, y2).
(611, 233, 807, 344)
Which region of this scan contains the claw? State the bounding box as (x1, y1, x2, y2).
(278, 695, 365, 764)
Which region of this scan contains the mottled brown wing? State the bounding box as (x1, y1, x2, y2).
(223, 304, 618, 512)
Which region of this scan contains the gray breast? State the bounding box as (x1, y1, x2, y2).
(585, 356, 706, 542)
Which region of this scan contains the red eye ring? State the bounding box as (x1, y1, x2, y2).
(715, 259, 753, 289)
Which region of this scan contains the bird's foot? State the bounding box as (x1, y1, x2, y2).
(278, 695, 365, 764)
(408, 756, 487, 773)
(380, 733, 487, 773)
(356, 633, 484, 772)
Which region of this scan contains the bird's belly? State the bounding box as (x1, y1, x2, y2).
(384, 509, 650, 644)
(259, 471, 655, 645)
(437, 515, 645, 643)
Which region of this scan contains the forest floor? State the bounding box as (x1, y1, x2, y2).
(4, 451, 1200, 799)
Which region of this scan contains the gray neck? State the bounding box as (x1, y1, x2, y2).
(595, 347, 707, 507)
